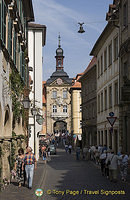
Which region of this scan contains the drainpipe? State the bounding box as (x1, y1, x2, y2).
(33, 31, 36, 155)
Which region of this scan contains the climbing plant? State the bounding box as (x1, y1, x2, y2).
(9, 69, 25, 123)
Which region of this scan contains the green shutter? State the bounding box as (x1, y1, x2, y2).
(8, 17, 12, 56)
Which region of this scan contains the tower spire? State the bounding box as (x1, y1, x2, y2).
(58, 33, 61, 48)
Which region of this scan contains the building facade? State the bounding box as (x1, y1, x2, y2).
(46, 36, 72, 135)
(70, 74, 82, 146)
(105, 0, 130, 153)
(118, 0, 130, 154)
(28, 23, 46, 160)
(0, 0, 34, 184)
(90, 19, 120, 153)
(79, 57, 97, 148)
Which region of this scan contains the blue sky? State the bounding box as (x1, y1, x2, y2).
(32, 0, 113, 80)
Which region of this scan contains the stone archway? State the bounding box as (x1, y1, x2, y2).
(53, 121, 67, 134)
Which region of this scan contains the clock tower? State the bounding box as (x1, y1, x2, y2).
(46, 35, 72, 136)
(55, 34, 64, 71)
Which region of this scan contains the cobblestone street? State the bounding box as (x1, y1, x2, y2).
(1, 148, 129, 200)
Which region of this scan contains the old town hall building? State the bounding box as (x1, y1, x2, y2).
(46, 36, 72, 135)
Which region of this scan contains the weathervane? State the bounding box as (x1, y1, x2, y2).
(58, 33, 61, 47)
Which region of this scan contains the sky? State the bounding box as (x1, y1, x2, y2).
(32, 0, 113, 81)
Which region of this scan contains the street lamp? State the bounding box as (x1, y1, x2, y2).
(31, 107, 38, 116)
(78, 22, 85, 33)
(22, 97, 31, 109)
(36, 114, 44, 125)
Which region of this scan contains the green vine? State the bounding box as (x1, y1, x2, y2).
(9, 70, 24, 122)
(12, 131, 16, 138)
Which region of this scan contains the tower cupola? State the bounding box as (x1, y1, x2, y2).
(55, 34, 64, 71)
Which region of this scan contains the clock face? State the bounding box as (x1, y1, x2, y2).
(57, 78, 62, 85)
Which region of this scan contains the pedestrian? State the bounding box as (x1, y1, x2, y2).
(105, 149, 111, 178)
(94, 146, 100, 165)
(42, 149, 47, 164)
(82, 146, 88, 160)
(100, 150, 107, 176)
(119, 152, 129, 182)
(68, 144, 72, 154)
(65, 143, 68, 153)
(14, 148, 24, 187)
(106, 150, 121, 183)
(47, 147, 51, 161)
(76, 146, 80, 160)
(22, 147, 37, 189)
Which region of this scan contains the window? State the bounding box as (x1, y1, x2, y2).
(1, 0, 7, 44)
(108, 42, 112, 65)
(80, 105, 82, 112)
(109, 86, 112, 108)
(52, 91, 57, 98)
(124, 61, 128, 77)
(101, 92, 103, 112)
(63, 90, 67, 99)
(8, 18, 12, 56)
(101, 55, 103, 75)
(114, 82, 118, 105)
(104, 89, 107, 110)
(53, 105, 57, 113)
(80, 120, 82, 128)
(104, 48, 107, 70)
(13, 31, 16, 65)
(98, 60, 100, 77)
(98, 94, 100, 113)
(63, 105, 67, 113)
(114, 36, 118, 60)
(123, 3, 128, 27)
(80, 92, 82, 98)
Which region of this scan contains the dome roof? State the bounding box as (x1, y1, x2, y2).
(51, 70, 68, 78)
(56, 47, 63, 56)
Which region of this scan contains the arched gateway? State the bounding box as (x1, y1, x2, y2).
(53, 121, 67, 134)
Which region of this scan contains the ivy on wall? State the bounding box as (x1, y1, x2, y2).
(9, 69, 25, 123)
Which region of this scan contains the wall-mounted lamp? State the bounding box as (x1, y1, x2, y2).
(22, 97, 31, 109)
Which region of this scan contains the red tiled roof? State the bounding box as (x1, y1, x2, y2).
(71, 73, 83, 88)
(83, 57, 96, 74)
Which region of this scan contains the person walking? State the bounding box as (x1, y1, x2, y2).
(22, 147, 37, 189)
(100, 150, 107, 176)
(65, 143, 69, 153)
(68, 144, 72, 154)
(106, 150, 121, 182)
(119, 152, 129, 182)
(76, 146, 80, 160)
(14, 148, 24, 187)
(42, 149, 47, 164)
